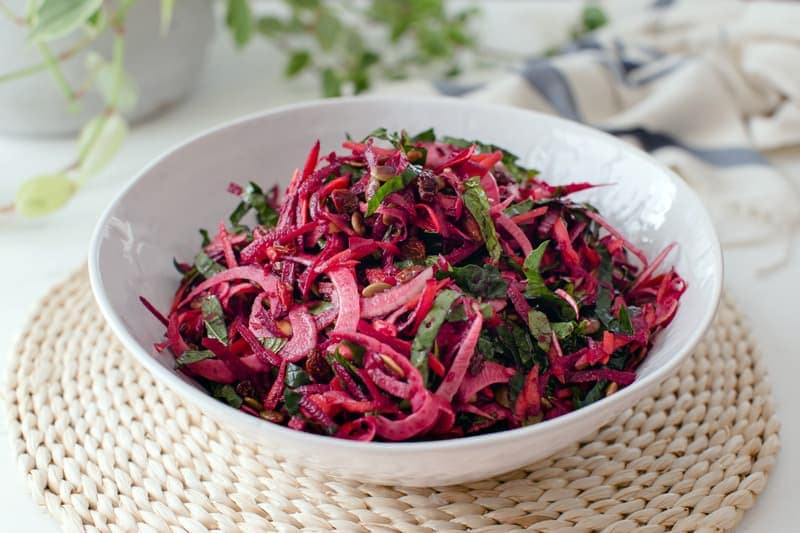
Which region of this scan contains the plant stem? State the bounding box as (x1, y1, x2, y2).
(36, 42, 77, 102)
(109, 33, 125, 106)
(0, 34, 96, 83)
(0, 0, 25, 25)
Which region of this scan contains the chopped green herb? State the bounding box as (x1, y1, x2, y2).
(366, 163, 422, 216)
(411, 289, 460, 385)
(283, 389, 302, 415)
(438, 263, 508, 299)
(200, 295, 228, 344)
(463, 176, 501, 262)
(194, 251, 224, 279)
(285, 363, 311, 387)
(207, 382, 243, 408)
(176, 349, 215, 366)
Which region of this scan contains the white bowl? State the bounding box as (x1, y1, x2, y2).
(89, 96, 722, 486)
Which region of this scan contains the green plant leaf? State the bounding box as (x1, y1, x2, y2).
(77, 112, 129, 178)
(523, 241, 548, 295)
(411, 289, 460, 385)
(582, 5, 608, 32)
(15, 173, 77, 217)
(176, 349, 215, 366)
(160, 0, 176, 34)
(201, 295, 228, 344)
(31, 0, 103, 41)
(321, 67, 342, 97)
(527, 309, 551, 351)
(257, 15, 284, 36)
(285, 363, 310, 387)
(226, 0, 254, 48)
(86, 52, 138, 111)
(438, 263, 508, 299)
(463, 176, 501, 262)
(366, 163, 422, 216)
(194, 251, 224, 279)
(316, 9, 342, 50)
(285, 49, 311, 77)
(207, 382, 243, 408)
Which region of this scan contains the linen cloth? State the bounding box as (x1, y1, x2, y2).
(385, 0, 800, 244)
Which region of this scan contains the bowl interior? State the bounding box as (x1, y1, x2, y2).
(90, 96, 721, 446)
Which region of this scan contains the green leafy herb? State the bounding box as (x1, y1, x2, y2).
(595, 244, 615, 327)
(200, 295, 228, 344)
(199, 229, 211, 247)
(551, 321, 575, 339)
(366, 163, 422, 216)
(283, 389, 302, 415)
(230, 182, 279, 227)
(194, 251, 224, 279)
(574, 379, 608, 409)
(438, 263, 509, 299)
(411, 289, 460, 385)
(207, 382, 243, 408)
(285, 363, 311, 387)
(411, 127, 436, 143)
(262, 337, 287, 353)
(507, 370, 525, 407)
(496, 323, 536, 368)
(176, 349, 215, 366)
(503, 199, 536, 218)
(523, 241, 550, 298)
(618, 304, 634, 335)
(463, 176, 501, 262)
(527, 309, 552, 352)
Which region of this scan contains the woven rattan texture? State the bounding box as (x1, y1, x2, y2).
(5, 269, 780, 532)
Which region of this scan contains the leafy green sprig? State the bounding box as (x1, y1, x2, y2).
(227, 0, 478, 97)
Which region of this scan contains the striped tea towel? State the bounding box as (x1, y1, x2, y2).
(381, 0, 800, 246)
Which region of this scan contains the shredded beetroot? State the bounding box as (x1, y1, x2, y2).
(146, 129, 685, 441)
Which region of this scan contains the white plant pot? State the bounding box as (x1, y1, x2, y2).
(0, 0, 215, 136)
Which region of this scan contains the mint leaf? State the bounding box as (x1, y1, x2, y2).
(262, 337, 287, 353)
(366, 163, 422, 216)
(439, 263, 508, 299)
(463, 176, 501, 262)
(176, 349, 215, 366)
(283, 389, 302, 414)
(200, 295, 227, 344)
(194, 251, 224, 279)
(595, 244, 615, 327)
(411, 289, 460, 385)
(504, 199, 535, 218)
(411, 128, 436, 142)
(618, 304, 634, 335)
(523, 241, 550, 298)
(207, 382, 243, 408)
(285, 363, 310, 387)
(527, 310, 551, 352)
(230, 182, 279, 227)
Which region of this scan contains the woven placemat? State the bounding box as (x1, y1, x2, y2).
(5, 268, 780, 533)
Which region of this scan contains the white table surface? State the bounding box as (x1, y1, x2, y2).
(1, 5, 798, 531)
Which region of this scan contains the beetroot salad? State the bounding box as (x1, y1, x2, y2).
(142, 128, 686, 442)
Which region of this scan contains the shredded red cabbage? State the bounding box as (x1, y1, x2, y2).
(144, 129, 686, 441)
